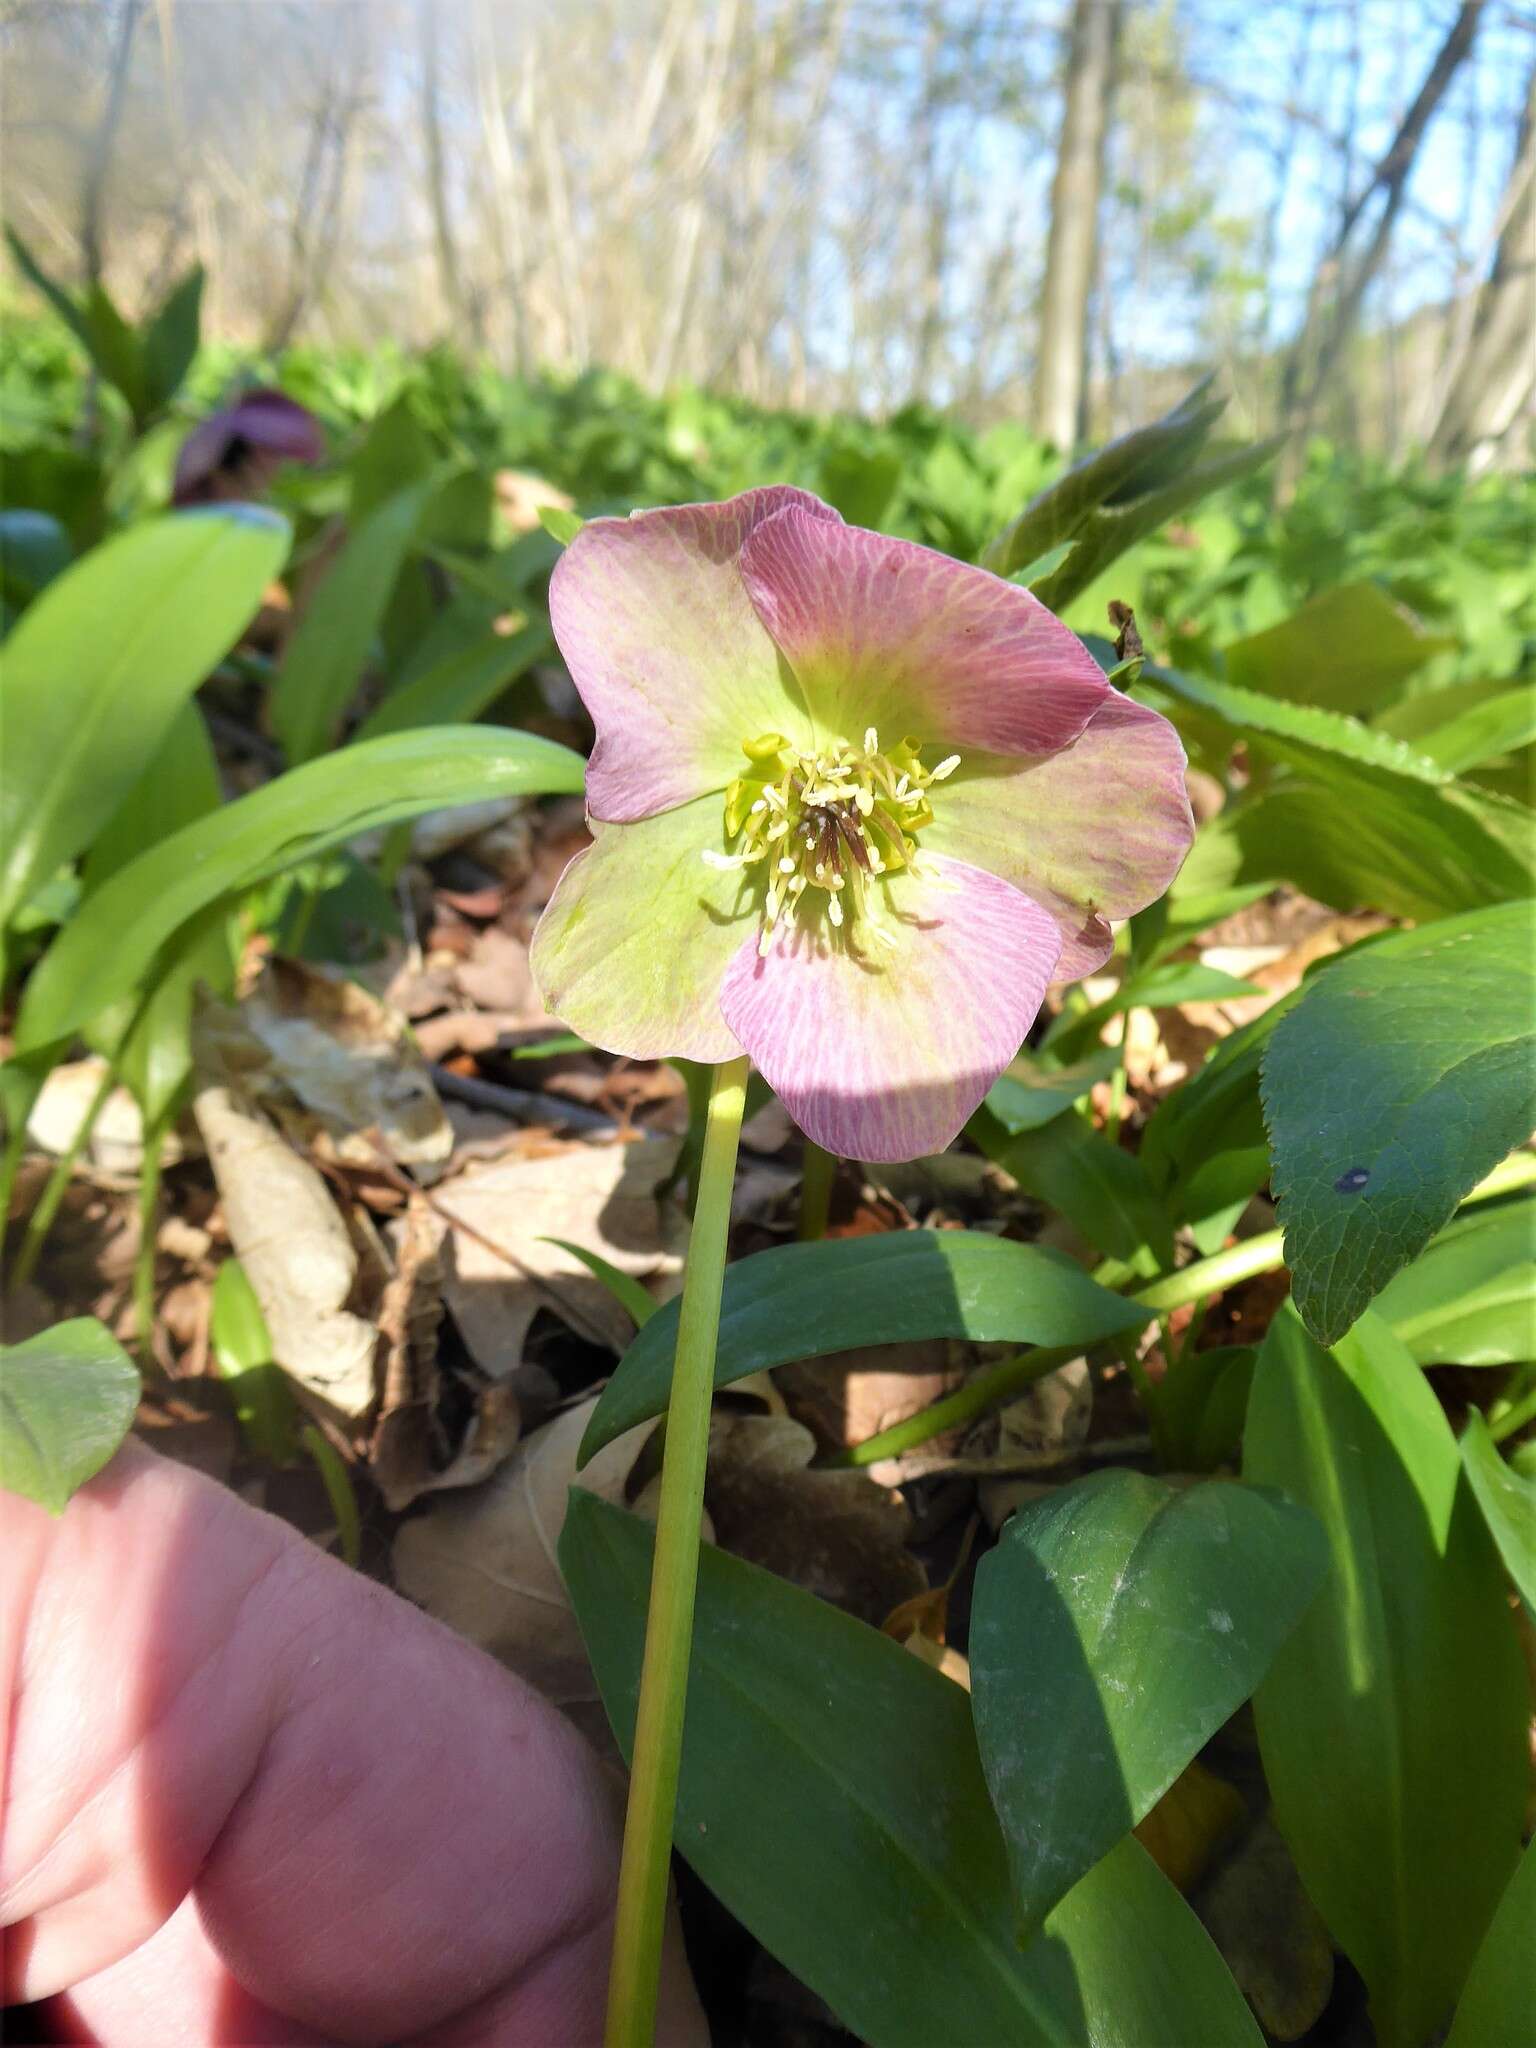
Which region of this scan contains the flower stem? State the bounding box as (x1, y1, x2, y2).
(831, 1150, 1536, 1472)
(797, 1139, 836, 1241)
(605, 1054, 750, 2048)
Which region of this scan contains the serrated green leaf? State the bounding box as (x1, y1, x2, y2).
(12, 726, 585, 1057)
(1410, 685, 1536, 776)
(970, 1467, 1326, 1933)
(578, 1231, 1151, 1462)
(1244, 1307, 1528, 2048)
(0, 1318, 140, 1514)
(0, 506, 291, 938)
(561, 1491, 1263, 2047)
(1261, 905, 1536, 1343)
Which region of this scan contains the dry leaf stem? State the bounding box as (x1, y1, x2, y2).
(605, 1054, 750, 2048)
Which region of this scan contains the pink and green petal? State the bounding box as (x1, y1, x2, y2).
(530, 795, 753, 1063)
(550, 488, 840, 823)
(923, 692, 1194, 981)
(738, 508, 1109, 758)
(718, 857, 1061, 1161)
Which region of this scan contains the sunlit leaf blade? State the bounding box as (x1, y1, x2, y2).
(1459, 1411, 1536, 1616)
(970, 1468, 1326, 1934)
(1372, 1198, 1536, 1366)
(0, 506, 291, 937)
(1224, 582, 1456, 714)
(12, 726, 585, 1057)
(1244, 1307, 1528, 2048)
(0, 1319, 140, 1514)
(561, 1492, 1263, 2047)
(355, 618, 554, 741)
(578, 1232, 1151, 1463)
(1260, 905, 1536, 1343)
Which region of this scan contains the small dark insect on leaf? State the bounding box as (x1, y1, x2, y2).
(1333, 1167, 1371, 1194)
(1108, 600, 1144, 665)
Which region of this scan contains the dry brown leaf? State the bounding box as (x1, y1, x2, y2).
(25, 1056, 173, 1176)
(1196, 1814, 1336, 2041)
(1134, 1758, 1246, 1892)
(193, 1081, 377, 1415)
(777, 1338, 963, 1465)
(429, 1133, 686, 1384)
(704, 1412, 924, 1625)
(391, 1396, 656, 1749)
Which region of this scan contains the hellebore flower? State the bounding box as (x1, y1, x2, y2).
(531, 487, 1194, 1161)
(173, 389, 325, 507)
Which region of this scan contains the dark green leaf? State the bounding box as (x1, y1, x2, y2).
(0, 508, 71, 604)
(0, 1318, 140, 1514)
(141, 265, 204, 411)
(1244, 1307, 1528, 2048)
(270, 479, 435, 764)
(561, 1492, 1263, 2047)
(1261, 905, 1536, 1342)
(1372, 1198, 1536, 1366)
(13, 726, 585, 1057)
(1459, 1411, 1536, 1616)
(0, 507, 291, 936)
(817, 445, 901, 529)
(971, 1108, 1174, 1271)
(1155, 1345, 1257, 1471)
(539, 1239, 657, 1328)
(970, 1467, 1326, 1933)
(1444, 1842, 1535, 2048)
(354, 618, 553, 741)
(578, 1231, 1151, 1462)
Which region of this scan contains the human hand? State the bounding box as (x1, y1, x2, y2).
(1, 1441, 706, 2046)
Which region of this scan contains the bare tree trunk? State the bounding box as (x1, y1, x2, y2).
(1034, 0, 1123, 450)
(1426, 62, 1536, 470)
(418, 0, 469, 339)
(1279, 0, 1484, 459)
(80, 0, 142, 289)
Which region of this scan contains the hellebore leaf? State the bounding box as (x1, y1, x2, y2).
(1459, 1411, 1536, 1616)
(578, 1231, 1150, 1463)
(1224, 582, 1456, 714)
(561, 1491, 1263, 2047)
(1260, 904, 1536, 1343)
(0, 1319, 140, 1514)
(1244, 1307, 1527, 2048)
(969, 1468, 1326, 1935)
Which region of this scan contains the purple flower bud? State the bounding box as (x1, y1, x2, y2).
(172, 390, 325, 507)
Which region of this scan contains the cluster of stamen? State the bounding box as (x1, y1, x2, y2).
(704, 728, 958, 954)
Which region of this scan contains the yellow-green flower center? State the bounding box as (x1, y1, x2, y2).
(705, 728, 959, 954)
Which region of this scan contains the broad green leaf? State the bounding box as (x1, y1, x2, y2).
(1459, 1411, 1536, 1616)
(982, 1045, 1121, 1135)
(578, 1231, 1151, 1462)
(1373, 1199, 1536, 1366)
(1155, 1344, 1257, 1471)
(0, 506, 291, 935)
(270, 478, 434, 765)
(1410, 685, 1536, 776)
(1444, 1842, 1535, 2048)
(1225, 582, 1455, 713)
(141, 265, 204, 411)
(561, 1492, 1263, 2047)
(971, 1107, 1174, 1272)
(1229, 756, 1534, 921)
(1261, 905, 1536, 1343)
(82, 281, 150, 422)
(13, 726, 585, 1057)
(0, 1319, 140, 1514)
(82, 699, 222, 894)
(1244, 1308, 1527, 2048)
(355, 618, 553, 741)
(817, 444, 901, 529)
(969, 1467, 1326, 1933)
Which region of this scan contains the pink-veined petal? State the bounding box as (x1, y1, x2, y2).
(550, 488, 841, 823)
(923, 692, 1194, 981)
(719, 857, 1061, 1162)
(530, 795, 752, 1063)
(738, 509, 1109, 757)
